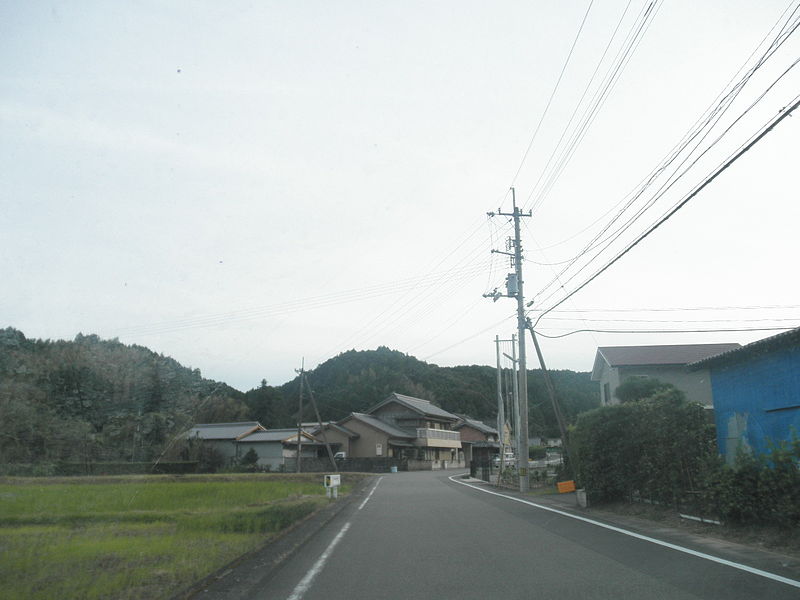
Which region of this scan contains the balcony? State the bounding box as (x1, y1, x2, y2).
(415, 428, 461, 448)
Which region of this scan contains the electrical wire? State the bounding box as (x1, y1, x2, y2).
(531, 92, 800, 327)
(533, 325, 798, 339)
(528, 9, 800, 306)
(505, 0, 596, 194)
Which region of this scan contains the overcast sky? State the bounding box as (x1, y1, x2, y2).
(2, 1, 798, 391)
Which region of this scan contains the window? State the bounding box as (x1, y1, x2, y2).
(375, 443, 383, 456)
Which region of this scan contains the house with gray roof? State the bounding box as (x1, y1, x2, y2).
(237, 428, 325, 471)
(185, 421, 266, 463)
(591, 343, 741, 407)
(364, 392, 463, 466)
(454, 416, 499, 465)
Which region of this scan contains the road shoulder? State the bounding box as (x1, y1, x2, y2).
(176, 475, 376, 600)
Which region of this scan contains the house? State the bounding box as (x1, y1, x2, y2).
(453, 417, 499, 465)
(236, 428, 325, 471)
(688, 328, 800, 464)
(323, 412, 416, 459)
(530, 436, 562, 448)
(185, 422, 266, 463)
(366, 393, 462, 465)
(319, 392, 463, 468)
(308, 421, 362, 457)
(591, 343, 741, 407)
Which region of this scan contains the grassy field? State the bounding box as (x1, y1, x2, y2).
(0, 473, 361, 599)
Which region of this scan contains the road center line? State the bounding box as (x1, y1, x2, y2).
(448, 474, 800, 589)
(358, 476, 383, 510)
(286, 522, 351, 600)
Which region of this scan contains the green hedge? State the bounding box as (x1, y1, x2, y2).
(700, 438, 800, 527)
(571, 390, 714, 504)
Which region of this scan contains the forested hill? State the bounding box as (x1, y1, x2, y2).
(282, 346, 599, 437)
(0, 327, 252, 464)
(1, 329, 597, 466)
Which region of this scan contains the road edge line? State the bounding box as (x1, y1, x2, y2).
(448, 473, 800, 589)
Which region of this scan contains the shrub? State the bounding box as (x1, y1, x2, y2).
(571, 390, 714, 504)
(699, 437, 800, 527)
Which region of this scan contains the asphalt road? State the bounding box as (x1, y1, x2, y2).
(237, 470, 800, 600)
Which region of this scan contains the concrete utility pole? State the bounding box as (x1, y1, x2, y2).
(484, 188, 532, 492)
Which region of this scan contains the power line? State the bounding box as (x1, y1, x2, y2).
(532, 92, 800, 327)
(506, 0, 596, 192)
(527, 7, 800, 303)
(533, 325, 798, 339)
(548, 304, 800, 313)
(524, 0, 659, 215)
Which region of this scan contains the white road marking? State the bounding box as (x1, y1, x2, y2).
(358, 476, 383, 510)
(286, 522, 351, 600)
(448, 474, 800, 589)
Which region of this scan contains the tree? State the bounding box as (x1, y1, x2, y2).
(615, 376, 671, 403)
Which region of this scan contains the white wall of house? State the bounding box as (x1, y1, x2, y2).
(596, 363, 714, 407)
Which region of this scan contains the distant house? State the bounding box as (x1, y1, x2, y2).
(236, 428, 324, 471)
(367, 393, 462, 466)
(454, 417, 499, 464)
(325, 412, 416, 459)
(185, 422, 329, 469)
(530, 436, 562, 448)
(185, 422, 266, 463)
(688, 328, 800, 464)
(591, 343, 741, 407)
(320, 392, 463, 468)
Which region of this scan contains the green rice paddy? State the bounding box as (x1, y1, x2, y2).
(0, 473, 354, 599)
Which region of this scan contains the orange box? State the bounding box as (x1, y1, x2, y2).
(557, 480, 576, 493)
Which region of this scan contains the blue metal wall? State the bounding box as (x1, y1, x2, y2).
(711, 345, 800, 461)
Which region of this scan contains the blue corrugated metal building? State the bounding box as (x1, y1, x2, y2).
(689, 328, 800, 463)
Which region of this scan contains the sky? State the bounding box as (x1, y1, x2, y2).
(2, 1, 798, 392)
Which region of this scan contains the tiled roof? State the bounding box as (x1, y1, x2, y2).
(455, 418, 498, 436)
(369, 392, 459, 421)
(688, 327, 800, 369)
(186, 422, 264, 440)
(312, 422, 360, 439)
(344, 413, 415, 439)
(239, 429, 318, 444)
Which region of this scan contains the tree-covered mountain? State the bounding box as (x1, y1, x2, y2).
(0, 327, 249, 464)
(1, 330, 599, 466)
(281, 346, 599, 437)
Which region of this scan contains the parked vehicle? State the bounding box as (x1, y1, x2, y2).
(333, 451, 346, 459)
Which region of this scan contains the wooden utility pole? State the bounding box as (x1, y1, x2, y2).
(303, 373, 338, 471)
(295, 360, 304, 473)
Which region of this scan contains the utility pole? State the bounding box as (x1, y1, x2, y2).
(495, 335, 505, 475)
(303, 373, 338, 472)
(526, 318, 573, 477)
(495, 335, 517, 477)
(295, 360, 304, 474)
(484, 188, 532, 492)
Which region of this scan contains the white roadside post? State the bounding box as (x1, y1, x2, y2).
(324, 474, 341, 499)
